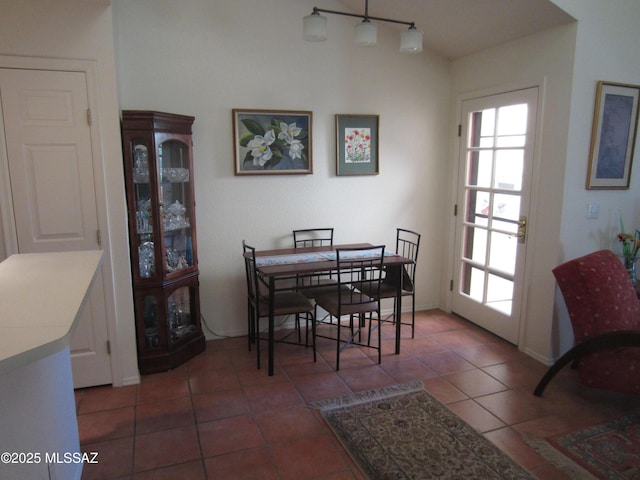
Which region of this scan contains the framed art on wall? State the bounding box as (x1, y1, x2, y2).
(336, 114, 379, 176)
(233, 109, 312, 175)
(586, 81, 640, 189)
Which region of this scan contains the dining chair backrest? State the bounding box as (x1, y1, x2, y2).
(336, 245, 385, 311)
(243, 240, 261, 305)
(396, 228, 420, 292)
(293, 228, 334, 248)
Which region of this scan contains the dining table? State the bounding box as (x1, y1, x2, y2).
(252, 243, 416, 375)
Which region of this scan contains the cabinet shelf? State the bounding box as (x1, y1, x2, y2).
(122, 110, 205, 374)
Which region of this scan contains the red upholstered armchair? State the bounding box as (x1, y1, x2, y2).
(534, 249, 640, 396)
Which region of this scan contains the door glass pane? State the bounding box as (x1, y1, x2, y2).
(489, 231, 517, 275)
(466, 190, 490, 225)
(497, 104, 528, 136)
(461, 263, 485, 301)
(463, 225, 487, 264)
(495, 149, 524, 191)
(492, 193, 520, 233)
(486, 274, 513, 315)
(467, 150, 493, 188)
(469, 109, 496, 148)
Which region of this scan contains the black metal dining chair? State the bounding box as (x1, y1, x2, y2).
(313, 245, 385, 370)
(292, 228, 338, 302)
(243, 240, 315, 369)
(354, 228, 420, 338)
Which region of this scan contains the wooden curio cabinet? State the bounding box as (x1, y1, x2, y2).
(122, 111, 205, 374)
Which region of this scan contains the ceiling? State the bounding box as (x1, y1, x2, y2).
(332, 0, 576, 59)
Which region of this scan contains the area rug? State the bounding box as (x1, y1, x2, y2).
(309, 381, 535, 479)
(524, 409, 640, 479)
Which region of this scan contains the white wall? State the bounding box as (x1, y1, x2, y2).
(550, 0, 640, 354)
(0, 0, 138, 386)
(448, 24, 577, 363)
(112, 0, 451, 337)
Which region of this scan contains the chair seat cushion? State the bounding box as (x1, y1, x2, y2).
(578, 347, 640, 395)
(299, 279, 339, 299)
(315, 287, 379, 316)
(354, 281, 412, 299)
(259, 292, 313, 315)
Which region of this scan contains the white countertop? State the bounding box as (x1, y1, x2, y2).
(0, 250, 104, 374)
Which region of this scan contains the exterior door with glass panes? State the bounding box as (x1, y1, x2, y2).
(451, 87, 538, 344)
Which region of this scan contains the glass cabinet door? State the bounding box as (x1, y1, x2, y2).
(167, 285, 197, 344)
(131, 140, 156, 279)
(158, 137, 194, 276)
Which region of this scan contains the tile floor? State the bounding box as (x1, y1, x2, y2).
(75, 309, 638, 479)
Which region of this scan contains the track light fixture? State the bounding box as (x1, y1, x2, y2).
(303, 0, 423, 53)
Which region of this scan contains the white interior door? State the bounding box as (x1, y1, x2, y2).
(0, 68, 112, 387)
(451, 87, 538, 344)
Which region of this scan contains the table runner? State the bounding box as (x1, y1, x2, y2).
(256, 250, 396, 267)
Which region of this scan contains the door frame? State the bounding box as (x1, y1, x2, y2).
(445, 79, 547, 348)
(0, 55, 122, 385)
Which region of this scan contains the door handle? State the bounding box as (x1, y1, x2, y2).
(517, 216, 527, 244)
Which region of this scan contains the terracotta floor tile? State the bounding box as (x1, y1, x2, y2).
(188, 367, 241, 394)
(255, 405, 326, 443)
(192, 388, 250, 423)
(379, 356, 439, 383)
(417, 350, 476, 374)
(134, 425, 200, 472)
(482, 357, 548, 389)
(454, 342, 526, 367)
(292, 372, 352, 402)
(186, 345, 233, 373)
(136, 373, 190, 405)
(337, 364, 396, 392)
(483, 426, 546, 470)
(422, 377, 468, 404)
(204, 446, 279, 480)
(398, 335, 448, 355)
(444, 368, 509, 398)
(245, 380, 303, 413)
(447, 399, 505, 432)
(80, 436, 134, 480)
(475, 389, 556, 425)
(77, 407, 135, 444)
(135, 396, 194, 434)
(73, 309, 636, 480)
(133, 460, 206, 480)
(77, 384, 138, 414)
(431, 329, 491, 349)
(270, 433, 349, 480)
(198, 414, 265, 457)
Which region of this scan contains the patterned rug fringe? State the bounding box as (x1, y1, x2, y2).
(522, 436, 599, 480)
(308, 380, 425, 411)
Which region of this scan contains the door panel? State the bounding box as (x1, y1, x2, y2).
(452, 87, 538, 344)
(0, 68, 112, 387)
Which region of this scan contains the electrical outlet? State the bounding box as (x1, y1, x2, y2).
(587, 203, 600, 219)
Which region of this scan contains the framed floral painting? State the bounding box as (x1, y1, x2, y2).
(586, 81, 640, 189)
(336, 114, 379, 175)
(233, 109, 312, 175)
